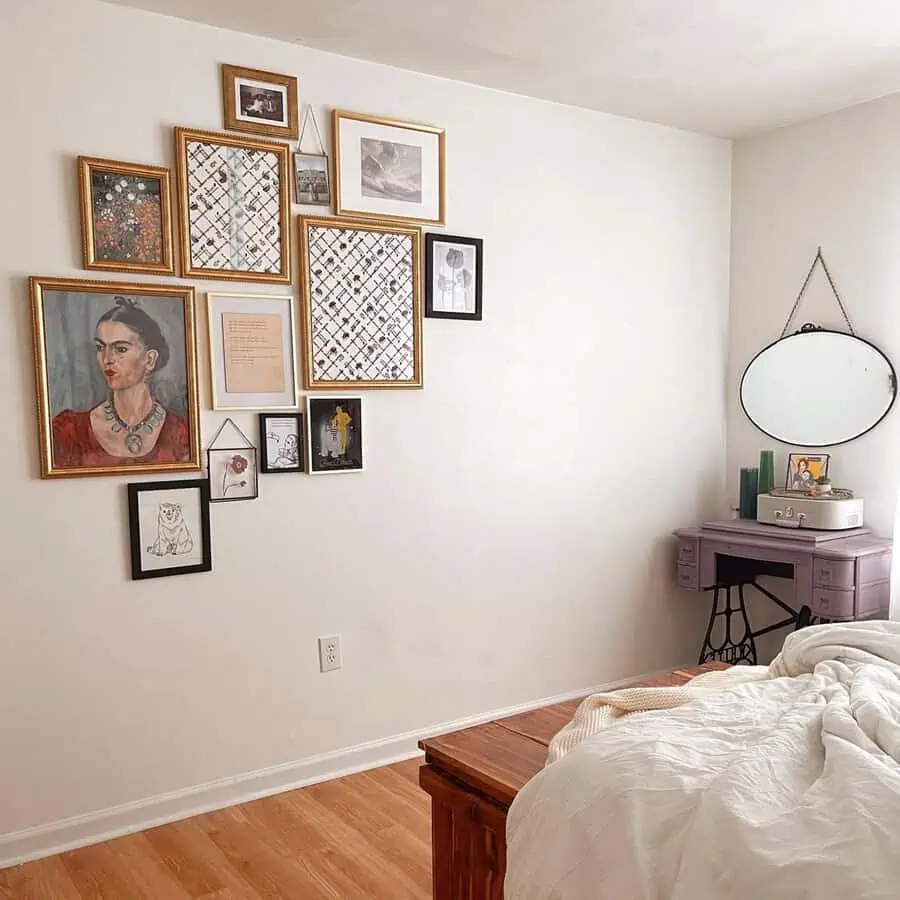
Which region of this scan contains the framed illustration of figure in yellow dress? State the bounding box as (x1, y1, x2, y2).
(306, 396, 363, 474)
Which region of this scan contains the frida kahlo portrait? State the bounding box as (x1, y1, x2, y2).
(30, 277, 200, 478)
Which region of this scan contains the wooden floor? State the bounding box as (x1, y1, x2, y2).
(0, 759, 431, 900)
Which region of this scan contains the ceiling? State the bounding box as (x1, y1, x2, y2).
(102, 0, 900, 137)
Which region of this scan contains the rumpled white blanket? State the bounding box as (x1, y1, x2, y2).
(506, 621, 900, 900)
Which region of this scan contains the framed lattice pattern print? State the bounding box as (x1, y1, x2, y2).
(299, 216, 423, 389)
(175, 127, 291, 283)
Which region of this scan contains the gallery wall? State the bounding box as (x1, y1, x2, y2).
(0, 0, 731, 854)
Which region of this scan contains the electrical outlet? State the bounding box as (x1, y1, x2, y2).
(318, 635, 342, 673)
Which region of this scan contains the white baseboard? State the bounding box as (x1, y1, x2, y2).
(0, 664, 687, 869)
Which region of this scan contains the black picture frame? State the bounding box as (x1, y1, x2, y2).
(208, 447, 259, 501)
(425, 233, 483, 321)
(259, 412, 305, 473)
(784, 453, 830, 491)
(127, 479, 212, 580)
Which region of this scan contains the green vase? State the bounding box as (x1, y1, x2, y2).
(758, 450, 775, 495)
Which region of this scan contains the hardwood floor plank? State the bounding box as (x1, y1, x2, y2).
(0, 857, 82, 900)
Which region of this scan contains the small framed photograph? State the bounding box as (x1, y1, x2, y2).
(221, 64, 298, 139)
(209, 447, 259, 501)
(333, 109, 445, 225)
(79, 157, 175, 275)
(425, 233, 483, 321)
(128, 479, 211, 580)
(294, 152, 331, 206)
(785, 453, 830, 490)
(207, 293, 298, 410)
(259, 412, 304, 473)
(307, 397, 364, 474)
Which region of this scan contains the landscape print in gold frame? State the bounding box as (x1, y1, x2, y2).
(30, 276, 201, 478)
(175, 127, 291, 283)
(299, 215, 423, 390)
(333, 110, 446, 225)
(78, 157, 175, 275)
(221, 64, 299, 140)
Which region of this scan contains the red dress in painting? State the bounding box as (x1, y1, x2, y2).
(51, 409, 190, 468)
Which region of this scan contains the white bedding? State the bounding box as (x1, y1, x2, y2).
(506, 621, 900, 900)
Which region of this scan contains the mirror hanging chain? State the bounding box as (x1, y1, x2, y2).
(780, 247, 855, 337)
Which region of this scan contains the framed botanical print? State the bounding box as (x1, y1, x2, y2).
(128, 479, 211, 580)
(206, 293, 299, 410)
(259, 412, 304, 473)
(299, 215, 423, 389)
(30, 276, 201, 479)
(221, 64, 299, 140)
(78, 156, 175, 275)
(425, 233, 483, 321)
(294, 152, 331, 207)
(207, 417, 258, 501)
(175, 127, 291, 283)
(333, 110, 445, 225)
(307, 396, 363, 474)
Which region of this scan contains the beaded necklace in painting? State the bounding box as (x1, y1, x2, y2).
(103, 397, 165, 455)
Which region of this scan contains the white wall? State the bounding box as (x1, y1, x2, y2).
(0, 0, 731, 849)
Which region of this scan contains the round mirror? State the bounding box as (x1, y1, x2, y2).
(740, 329, 896, 447)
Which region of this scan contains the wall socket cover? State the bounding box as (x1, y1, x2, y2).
(318, 634, 342, 672)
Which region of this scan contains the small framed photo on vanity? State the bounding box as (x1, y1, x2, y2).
(425, 233, 483, 321)
(785, 453, 830, 491)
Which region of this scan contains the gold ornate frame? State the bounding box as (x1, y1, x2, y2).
(78, 156, 175, 276)
(175, 127, 292, 283)
(30, 276, 201, 479)
(221, 64, 299, 140)
(332, 110, 446, 226)
(299, 215, 423, 390)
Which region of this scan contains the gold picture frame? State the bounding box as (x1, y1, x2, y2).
(333, 110, 446, 225)
(30, 276, 201, 479)
(221, 64, 299, 140)
(299, 215, 423, 390)
(175, 127, 292, 283)
(78, 156, 175, 275)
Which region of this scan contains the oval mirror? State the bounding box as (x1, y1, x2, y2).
(740, 330, 896, 447)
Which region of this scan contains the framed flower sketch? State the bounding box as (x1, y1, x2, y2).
(307, 396, 363, 474)
(175, 127, 291, 283)
(78, 157, 175, 275)
(207, 417, 258, 501)
(222, 64, 298, 140)
(294, 152, 331, 207)
(299, 216, 423, 389)
(259, 412, 304, 473)
(785, 453, 830, 491)
(333, 110, 445, 225)
(206, 292, 298, 410)
(425, 233, 483, 321)
(128, 479, 211, 580)
(30, 276, 201, 479)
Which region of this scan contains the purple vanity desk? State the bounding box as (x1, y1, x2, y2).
(674, 519, 892, 665)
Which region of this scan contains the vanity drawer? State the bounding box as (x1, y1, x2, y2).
(676, 564, 699, 591)
(810, 588, 855, 620)
(812, 558, 855, 590)
(859, 552, 892, 585)
(677, 539, 699, 565)
(857, 581, 890, 618)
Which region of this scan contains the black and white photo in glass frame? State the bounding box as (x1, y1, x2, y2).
(425, 233, 483, 321)
(259, 412, 304, 473)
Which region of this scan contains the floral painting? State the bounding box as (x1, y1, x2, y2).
(209, 447, 258, 501)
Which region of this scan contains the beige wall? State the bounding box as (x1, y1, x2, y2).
(0, 0, 731, 856)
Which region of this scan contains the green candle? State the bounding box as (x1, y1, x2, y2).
(758, 450, 775, 495)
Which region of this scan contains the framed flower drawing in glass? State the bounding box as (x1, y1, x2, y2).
(207, 417, 258, 501)
(425, 233, 483, 321)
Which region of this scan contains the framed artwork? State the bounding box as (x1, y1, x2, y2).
(128, 479, 211, 580)
(299, 216, 423, 389)
(206, 293, 298, 410)
(78, 156, 175, 275)
(221, 64, 299, 140)
(30, 276, 201, 479)
(294, 152, 331, 206)
(207, 418, 258, 501)
(333, 110, 445, 225)
(425, 233, 483, 321)
(175, 127, 291, 283)
(259, 412, 304, 473)
(307, 396, 364, 474)
(785, 453, 830, 491)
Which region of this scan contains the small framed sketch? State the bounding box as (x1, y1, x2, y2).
(221, 64, 299, 140)
(79, 157, 175, 275)
(175, 127, 291, 283)
(425, 233, 483, 321)
(294, 152, 331, 206)
(333, 110, 445, 225)
(785, 453, 830, 491)
(259, 412, 304, 473)
(207, 293, 298, 410)
(307, 396, 363, 474)
(207, 418, 258, 501)
(128, 479, 211, 580)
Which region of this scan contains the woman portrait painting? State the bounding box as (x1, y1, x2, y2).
(31, 278, 200, 478)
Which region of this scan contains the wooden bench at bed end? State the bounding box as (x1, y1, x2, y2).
(418, 662, 728, 900)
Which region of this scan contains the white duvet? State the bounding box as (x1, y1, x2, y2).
(506, 621, 900, 900)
